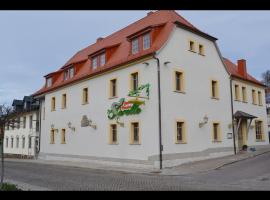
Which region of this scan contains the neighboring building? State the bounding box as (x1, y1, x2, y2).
(4, 96, 40, 158)
(33, 10, 269, 168)
(266, 88, 270, 141)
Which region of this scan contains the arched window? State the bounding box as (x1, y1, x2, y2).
(16, 136, 19, 148)
(11, 137, 14, 148)
(22, 136, 25, 149)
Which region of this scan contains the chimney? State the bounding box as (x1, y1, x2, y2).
(237, 59, 247, 77)
(96, 37, 104, 42)
(147, 11, 154, 16)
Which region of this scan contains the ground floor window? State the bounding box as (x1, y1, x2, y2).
(255, 120, 264, 141)
(11, 138, 14, 148)
(6, 138, 8, 148)
(16, 137, 19, 148)
(175, 121, 186, 143)
(212, 122, 221, 142)
(130, 122, 140, 144)
(28, 137, 32, 149)
(109, 124, 118, 144)
(22, 137, 25, 149)
(61, 129, 66, 144)
(50, 130, 55, 144)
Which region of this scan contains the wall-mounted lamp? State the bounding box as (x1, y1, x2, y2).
(164, 61, 171, 66)
(199, 115, 208, 128)
(67, 122, 76, 132)
(81, 115, 97, 130)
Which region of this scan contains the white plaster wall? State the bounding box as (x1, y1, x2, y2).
(4, 112, 38, 156)
(40, 59, 160, 161)
(232, 80, 269, 146)
(157, 26, 234, 155)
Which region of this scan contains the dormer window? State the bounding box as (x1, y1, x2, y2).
(63, 67, 75, 81)
(143, 33, 150, 50)
(92, 56, 98, 69)
(46, 77, 52, 87)
(91, 52, 106, 69)
(100, 53, 106, 66)
(131, 38, 139, 54)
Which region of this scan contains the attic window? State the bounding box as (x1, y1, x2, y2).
(132, 38, 139, 54)
(91, 52, 106, 69)
(64, 67, 75, 81)
(46, 77, 52, 87)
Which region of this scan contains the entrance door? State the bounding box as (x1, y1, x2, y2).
(238, 119, 247, 150)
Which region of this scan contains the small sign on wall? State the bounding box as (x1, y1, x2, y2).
(227, 132, 233, 139)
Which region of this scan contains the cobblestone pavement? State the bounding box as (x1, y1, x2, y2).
(2, 152, 270, 190)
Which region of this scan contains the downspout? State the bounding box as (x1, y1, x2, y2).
(153, 54, 163, 169)
(230, 77, 237, 155)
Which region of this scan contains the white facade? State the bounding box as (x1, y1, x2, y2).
(4, 111, 39, 157)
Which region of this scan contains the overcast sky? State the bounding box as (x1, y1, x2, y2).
(0, 10, 269, 105)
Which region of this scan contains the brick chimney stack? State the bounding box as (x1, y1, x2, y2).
(96, 37, 104, 42)
(147, 11, 154, 16)
(237, 59, 247, 77)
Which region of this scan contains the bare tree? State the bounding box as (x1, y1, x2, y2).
(262, 70, 270, 87)
(0, 104, 13, 187)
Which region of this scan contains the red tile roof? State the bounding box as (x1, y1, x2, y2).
(33, 10, 214, 97)
(223, 57, 265, 87)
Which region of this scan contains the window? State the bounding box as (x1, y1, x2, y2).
(109, 124, 118, 144)
(61, 129, 66, 144)
(46, 78, 52, 87)
(23, 117, 26, 128)
(174, 71, 184, 92)
(189, 40, 195, 52)
(212, 123, 221, 142)
(92, 56, 98, 69)
(199, 44, 204, 55)
(130, 122, 140, 144)
(64, 67, 75, 81)
(11, 138, 14, 148)
(69, 67, 74, 78)
(29, 115, 33, 129)
(50, 130, 55, 144)
(255, 120, 264, 141)
(64, 71, 69, 81)
(242, 86, 247, 102)
(100, 53, 106, 66)
(235, 85, 240, 101)
(16, 137, 19, 148)
(28, 137, 32, 149)
(143, 33, 150, 50)
(175, 121, 186, 144)
(110, 79, 117, 98)
(6, 138, 8, 148)
(130, 72, 139, 91)
(252, 89, 257, 104)
(51, 97, 56, 111)
(211, 80, 219, 99)
(62, 94, 67, 109)
(258, 91, 263, 106)
(131, 38, 139, 54)
(22, 137, 25, 149)
(82, 88, 89, 104)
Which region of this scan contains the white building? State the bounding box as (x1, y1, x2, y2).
(33, 10, 269, 169)
(4, 96, 40, 158)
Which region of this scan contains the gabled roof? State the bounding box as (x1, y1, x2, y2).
(223, 57, 265, 87)
(33, 10, 215, 97)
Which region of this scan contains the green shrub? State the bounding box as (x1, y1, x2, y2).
(0, 183, 21, 191)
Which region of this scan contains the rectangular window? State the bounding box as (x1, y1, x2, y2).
(211, 80, 219, 99)
(82, 88, 89, 104)
(62, 94, 67, 109)
(64, 70, 69, 81)
(28, 137, 32, 149)
(11, 138, 13, 148)
(109, 124, 118, 144)
(16, 137, 19, 148)
(189, 40, 195, 52)
(29, 115, 33, 129)
(46, 78, 52, 87)
(255, 120, 264, 141)
(61, 129, 66, 144)
(92, 56, 98, 69)
(100, 53, 106, 66)
(131, 38, 139, 54)
(199, 44, 204, 55)
(69, 67, 74, 78)
(212, 123, 221, 142)
(252, 89, 257, 104)
(130, 122, 140, 144)
(143, 33, 150, 50)
(22, 137, 25, 149)
(235, 85, 240, 101)
(6, 138, 8, 148)
(242, 86, 247, 102)
(176, 121, 186, 143)
(51, 97, 56, 111)
(50, 130, 55, 144)
(130, 72, 139, 91)
(258, 91, 262, 106)
(175, 71, 184, 92)
(110, 79, 117, 98)
(23, 117, 26, 128)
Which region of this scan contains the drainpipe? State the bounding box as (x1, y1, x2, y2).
(230, 78, 237, 155)
(153, 54, 163, 169)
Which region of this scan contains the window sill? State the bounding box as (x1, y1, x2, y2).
(51, 109, 56, 112)
(234, 99, 241, 102)
(129, 143, 141, 145)
(211, 97, 219, 100)
(61, 142, 66, 144)
(188, 50, 197, 53)
(175, 141, 187, 144)
(256, 139, 265, 142)
(252, 103, 258, 105)
(212, 140, 222, 143)
(109, 96, 118, 100)
(82, 102, 89, 105)
(242, 101, 248, 103)
(109, 142, 119, 145)
(198, 53, 205, 56)
(174, 90, 185, 94)
(61, 107, 67, 110)
(50, 143, 55, 144)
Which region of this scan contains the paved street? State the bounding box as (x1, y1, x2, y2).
(2, 152, 270, 190)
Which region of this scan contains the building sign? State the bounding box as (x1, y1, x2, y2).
(107, 83, 150, 121)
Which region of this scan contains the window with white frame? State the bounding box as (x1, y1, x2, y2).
(46, 77, 52, 87)
(100, 53, 106, 66)
(143, 33, 150, 50)
(92, 56, 98, 69)
(131, 38, 139, 54)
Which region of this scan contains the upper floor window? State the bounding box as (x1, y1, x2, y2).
(235, 84, 240, 101)
(46, 78, 52, 87)
(92, 56, 98, 69)
(91, 52, 106, 69)
(258, 91, 263, 106)
(23, 116, 26, 128)
(130, 72, 139, 91)
(29, 115, 33, 129)
(51, 97, 56, 111)
(62, 94, 67, 109)
(64, 67, 75, 81)
(100, 53, 106, 66)
(252, 89, 257, 105)
(143, 33, 150, 50)
(199, 44, 205, 55)
(174, 71, 184, 93)
(82, 87, 89, 104)
(131, 38, 139, 54)
(110, 79, 117, 98)
(189, 40, 195, 52)
(242, 86, 247, 103)
(211, 80, 219, 99)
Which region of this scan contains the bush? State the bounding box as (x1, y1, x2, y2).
(0, 183, 21, 191)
